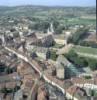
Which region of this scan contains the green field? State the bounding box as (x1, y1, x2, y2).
(60, 18, 96, 26)
(72, 45, 97, 55)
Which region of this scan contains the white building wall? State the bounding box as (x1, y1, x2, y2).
(75, 83, 97, 90)
(57, 69, 64, 79)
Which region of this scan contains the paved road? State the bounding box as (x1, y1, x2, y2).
(5, 46, 79, 100)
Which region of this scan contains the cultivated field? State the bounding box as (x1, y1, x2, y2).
(72, 45, 97, 57)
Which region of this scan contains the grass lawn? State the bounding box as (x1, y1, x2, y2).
(61, 18, 96, 26)
(72, 45, 97, 55)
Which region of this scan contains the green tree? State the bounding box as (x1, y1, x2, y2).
(5, 67, 13, 74)
(65, 50, 88, 67)
(68, 27, 89, 44)
(46, 49, 51, 60)
(55, 25, 65, 34)
(50, 50, 57, 61)
(88, 59, 97, 71)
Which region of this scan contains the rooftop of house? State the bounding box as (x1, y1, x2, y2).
(37, 85, 48, 100)
(26, 32, 37, 38)
(30, 34, 55, 47)
(71, 76, 96, 85)
(64, 79, 73, 89)
(22, 79, 34, 90)
(5, 81, 21, 89)
(0, 51, 19, 69)
(67, 86, 88, 100)
(0, 72, 20, 83)
(41, 34, 55, 46)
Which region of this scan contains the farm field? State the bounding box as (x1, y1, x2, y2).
(72, 45, 97, 55)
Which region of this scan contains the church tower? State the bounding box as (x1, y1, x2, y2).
(0, 34, 6, 46)
(47, 23, 54, 35)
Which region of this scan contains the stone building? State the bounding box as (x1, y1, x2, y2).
(56, 55, 71, 79)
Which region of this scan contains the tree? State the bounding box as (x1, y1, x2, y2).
(50, 50, 57, 61)
(88, 59, 97, 71)
(75, 57, 88, 67)
(0, 63, 6, 73)
(79, 41, 97, 48)
(53, 21, 59, 28)
(64, 50, 88, 67)
(65, 50, 78, 61)
(46, 49, 51, 60)
(68, 27, 89, 44)
(30, 52, 37, 59)
(5, 67, 13, 74)
(90, 89, 95, 96)
(55, 25, 65, 34)
(29, 21, 49, 32)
